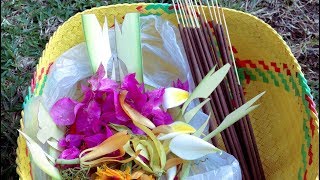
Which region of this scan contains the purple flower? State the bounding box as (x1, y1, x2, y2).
(52, 69, 176, 161)
(140, 88, 165, 116)
(101, 93, 115, 112)
(121, 73, 148, 111)
(146, 88, 165, 107)
(127, 123, 144, 135)
(83, 133, 106, 148)
(74, 100, 101, 134)
(87, 64, 106, 91)
(80, 84, 93, 103)
(105, 125, 113, 138)
(75, 106, 91, 134)
(151, 108, 173, 126)
(59, 147, 80, 159)
(88, 64, 118, 92)
(58, 134, 83, 148)
(50, 98, 78, 126)
(172, 79, 189, 91)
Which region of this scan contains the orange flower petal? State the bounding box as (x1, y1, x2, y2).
(95, 164, 132, 180)
(131, 170, 145, 179)
(164, 157, 184, 170)
(151, 125, 173, 135)
(80, 131, 130, 163)
(138, 174, 155, 180)
(82, 149, 141, 167)
(119, 91, 156, 129)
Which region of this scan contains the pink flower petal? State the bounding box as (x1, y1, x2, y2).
(121, 73, 139, 89)
(83, 133, 106, 148)
(121, 73, 148, 111)
(65, 134, 83, 148)
(100, 112, 116, 123)
(105, 125, 113, 138)
(88, 64, 118, 92)
(99, 78, 118, 91)
(172, 79, 189, 91)
(59, 147, 80, 159)
(74, 103, 85, 117)
(87, 100, 101, 121)
(88, 64, 106, 91)
(127, 123, 144, 135)
(58, 138, 67, 148)
(92, 119, 106, 133)
(141, 88, 165, 115)
(146, 88, 165, 107)
(152, 108, 173, 126)
(101, 93, 115, 112)
(75, 107, 91, 134)
(50, 98, 78, 126)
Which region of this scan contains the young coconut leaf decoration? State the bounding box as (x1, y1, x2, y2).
(37, 102, 64, 144)
(167, 91, 265, 161)
(106, 18, 129, 83)
(83, 13, 142, 83)
(37, 102, 65, 162)
(181, 64, 227, 114)
(18, 130, 62, 180)
(114, 13, 143, 83)
(82, 15, 112, 73)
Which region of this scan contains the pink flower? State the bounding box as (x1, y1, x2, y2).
(50, 98, 78, 126)
(51, 65, 175, 160)
(59, 147, 80, 160)
(172, 79, 189, 91)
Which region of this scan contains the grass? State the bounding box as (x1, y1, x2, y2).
(1, 0, 318, 179)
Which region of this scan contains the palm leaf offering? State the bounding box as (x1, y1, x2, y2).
(18, 5, 267, 179)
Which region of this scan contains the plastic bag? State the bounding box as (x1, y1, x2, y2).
(140, 15, 195, 90)
(41, 43, 93, 110)
(33, 15, 241, 180)
(184, 105, 241, 180)
(188, 152, 241, 180)
(107, 15, 195, 91)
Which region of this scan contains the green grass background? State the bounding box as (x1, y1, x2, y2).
(1, 0, 318, 179)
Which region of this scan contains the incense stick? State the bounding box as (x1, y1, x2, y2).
(172, 1, 266, 179)
(178, 1, 250, 178)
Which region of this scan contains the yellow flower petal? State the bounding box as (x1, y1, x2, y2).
(170, 121, 196, 134)
(162, 139, 171, 154)
(162, 87, 189, 110)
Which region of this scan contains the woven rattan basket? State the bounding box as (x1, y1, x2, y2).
(16, 3, 319, 180)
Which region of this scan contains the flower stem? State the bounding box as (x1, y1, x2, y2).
(56, 158, 80, 165)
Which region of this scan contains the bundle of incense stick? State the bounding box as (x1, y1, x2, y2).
(172, 0, 266, 179)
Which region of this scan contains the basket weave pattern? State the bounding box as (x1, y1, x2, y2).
(16, 3, 319, 180)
